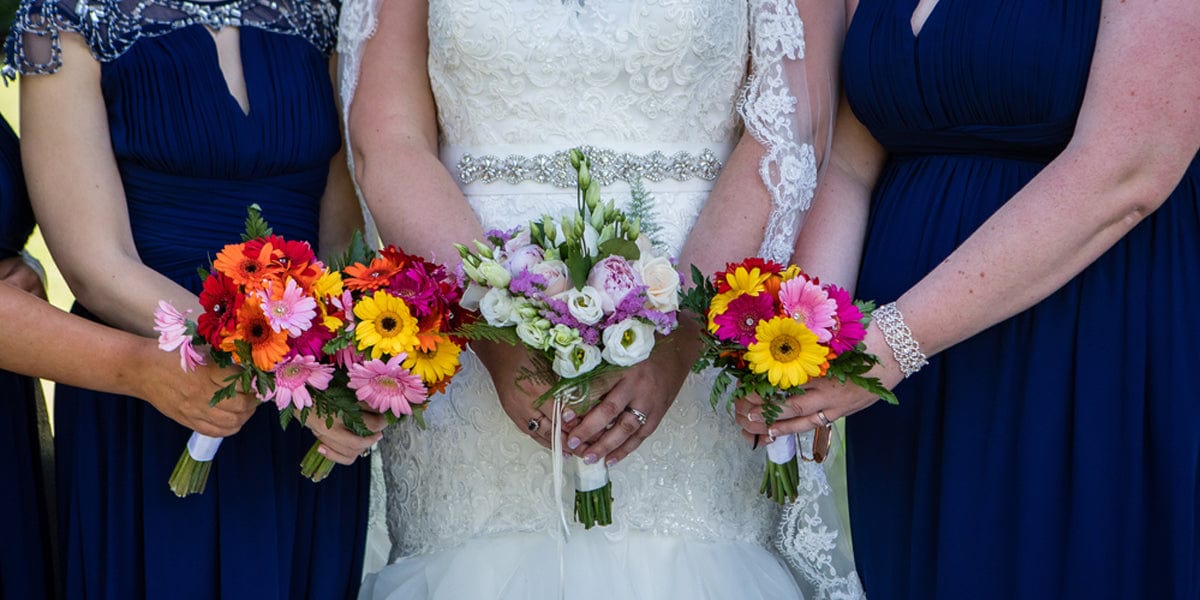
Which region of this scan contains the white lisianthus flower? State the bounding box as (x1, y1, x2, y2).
(511, 301, 540, 323)
(558, 286, 605, 325)
(548, 324, 582, 353)
(601, 318, 656, 367)
(477, 260, 512, 289)
(479, 288, 517, 326)
(553, 342, 602, 378)
(636, 255, 680, 313)
(462, 259, 483, 283)
(516, 320, 550, 350)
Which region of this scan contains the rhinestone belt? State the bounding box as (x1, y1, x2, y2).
(456, 146, 724, 188)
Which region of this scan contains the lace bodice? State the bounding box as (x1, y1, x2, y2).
(426, 0, 748, 148)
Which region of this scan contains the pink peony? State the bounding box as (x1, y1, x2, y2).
(585, 255, 643, 314)
(825, 285, 867, 354)
(503, 244, 544, 278)
(779, 277, 837, 343)
(712, 293, 776, 346)
(347, 355, 427, 418)
(262, 354, 334, 411)
(258, 278, 318, 338)
(154, 300, 205, 372)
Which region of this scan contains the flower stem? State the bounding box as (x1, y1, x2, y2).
(761, 455, 799, 505)
(299, 441, 336, 482)
(168, 450, 212, 497)
(574, 482, 614, 529)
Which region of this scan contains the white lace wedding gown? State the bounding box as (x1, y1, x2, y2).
(339, 1, 863, 598)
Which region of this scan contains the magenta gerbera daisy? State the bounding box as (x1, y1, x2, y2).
(825, 284, 867, 354)
(347, 355, 427, 418)
(258, 278, 318, 338)
(712, 292, 777, 346)
(263, 354, 334, 411)
(778, 277, 838, 343)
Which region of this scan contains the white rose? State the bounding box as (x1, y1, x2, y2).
(636, 255, 680, 313)
(530, 260, 571, 297)
(553, 342, 602, 378)
(516, 320, 550, 350)
(479, 288, 516, 326)
(476, 260, 512, 289)
(548, 324, 582, 353)
(460, 282, 487, 312)
(600, 318, 656, 367)
(557, 286, 604, 325)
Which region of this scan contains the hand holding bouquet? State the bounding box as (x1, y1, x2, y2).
(681, 259, 896, 503)
(456, 149, 680, 528)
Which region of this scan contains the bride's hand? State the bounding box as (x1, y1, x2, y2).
(304, 407, 388, 465)
(476, 342, 616, 450)
(567, 343, 691, 467)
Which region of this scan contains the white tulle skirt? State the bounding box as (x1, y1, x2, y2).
(359, 530, 805, 600)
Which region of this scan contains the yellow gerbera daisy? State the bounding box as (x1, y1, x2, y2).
(354, 291, 420, 359)
(744, 316, 829, 389)
(314, 270, 345, 299)
(402, 335, 462, 385)
(780, 265, 803, 282)
(723, 266, 771, 297)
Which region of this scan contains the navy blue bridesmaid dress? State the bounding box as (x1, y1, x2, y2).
(843, 2, 1199, 598)
(5, 2, 369, 598)
(0, 119, 55, 599)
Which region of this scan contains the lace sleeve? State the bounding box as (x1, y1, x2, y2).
(742, 1, 864, 598)
(743, 0, 835, 265)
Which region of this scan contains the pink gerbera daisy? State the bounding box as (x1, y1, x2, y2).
(154, 300, 205, 372)
(262, 355, 334, 411)
(258, 278, 318, 338)
(778, 277, 838, 343)
(825, 285, 867, 354)
(712, 292, 777, 346)
(348, 355, 427, 418)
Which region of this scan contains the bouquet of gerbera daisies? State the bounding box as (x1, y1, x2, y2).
(455, 149, 680, 529)
(155, 206, 374, 496)
(298, 237, 468, 482)
(680, 259, 896, 504)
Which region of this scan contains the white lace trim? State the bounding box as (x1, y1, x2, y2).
(742, 0, 817, 265)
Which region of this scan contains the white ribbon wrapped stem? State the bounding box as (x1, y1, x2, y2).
(766, 433, 797, 465)
(186, 432, 223, 462)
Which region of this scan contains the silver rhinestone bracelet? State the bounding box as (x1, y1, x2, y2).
(874, 302, 928, 378)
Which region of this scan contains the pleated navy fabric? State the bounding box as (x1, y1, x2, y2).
(843, 2, 1200, 598)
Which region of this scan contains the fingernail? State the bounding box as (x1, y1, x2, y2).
(584, 453, 598, 465)
(317, 446, 328, 456)
(747, 412, 756, 422)
(605, 458, 619, 467)
(562, 410, 576, 423)
(768, 429, 777, 442)
(567, 437, 581, 450)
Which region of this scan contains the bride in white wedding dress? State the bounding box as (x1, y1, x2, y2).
(339, 0, 863, 598)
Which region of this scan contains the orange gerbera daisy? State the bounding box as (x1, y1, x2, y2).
(221, 298, 290, 371)
(344, 257, 401, 292)
(213, 240, 284, 291)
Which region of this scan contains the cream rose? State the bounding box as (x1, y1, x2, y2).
(530, 260, 571, 297)
(636, 255, 680, 313)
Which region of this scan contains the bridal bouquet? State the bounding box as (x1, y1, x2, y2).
(455, 149, 680, 529)
(680, 259, 896, 503)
